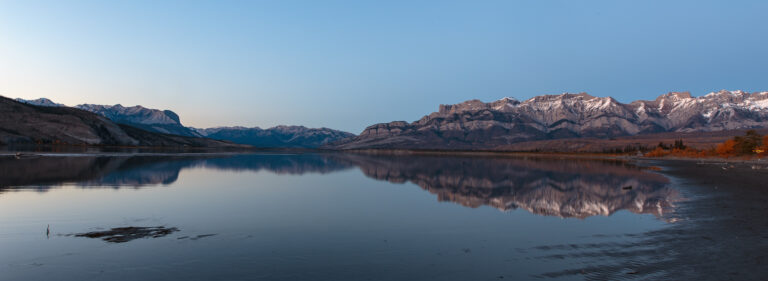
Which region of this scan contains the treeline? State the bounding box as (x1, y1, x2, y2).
(600, 139, 686, 154)
(602, 144, 652, 154)
(646, 130, 768, 158)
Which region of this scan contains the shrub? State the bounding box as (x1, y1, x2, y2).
(716, 139, 736, 157)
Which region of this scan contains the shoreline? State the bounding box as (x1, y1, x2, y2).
(633, 159, 768, 279)
(3, 144, 768, 164)
(535, 158, 768, 279)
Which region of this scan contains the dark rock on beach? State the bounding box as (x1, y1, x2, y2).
(74, 226, 179, 243)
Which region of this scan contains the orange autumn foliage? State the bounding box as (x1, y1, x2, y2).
(644, 131, 767, 159)
(673, 148, 709, 158)
(645, 147, 712, 158)
(645, 147, 668, 157)
(715, 139, 737, 157)
(760, 136, 768, 156)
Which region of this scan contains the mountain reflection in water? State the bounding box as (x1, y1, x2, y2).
(341, 154, 677, 218)
(0, 153, 678, 219)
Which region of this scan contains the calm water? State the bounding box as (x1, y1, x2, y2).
(0, 153, 683, 280)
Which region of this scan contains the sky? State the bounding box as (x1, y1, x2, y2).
(1, 0, 767, 133)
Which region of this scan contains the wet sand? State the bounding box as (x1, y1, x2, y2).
(650, 160, 768, 280)
(537, 160, 768, 280)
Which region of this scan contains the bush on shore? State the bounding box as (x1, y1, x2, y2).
(646, 130, 767, 159)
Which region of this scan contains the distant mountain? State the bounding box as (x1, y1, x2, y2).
(194, 126, 355, 148)
(15, 97, 65, 107)
(16, 97, 354, 147)
(0, 96, 243, 148)
(335, 90, 768, 150)
(14, 98, 201, 137)
(75, 104, 202, 137)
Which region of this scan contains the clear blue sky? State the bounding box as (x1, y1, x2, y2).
(1, 0, 767, 133)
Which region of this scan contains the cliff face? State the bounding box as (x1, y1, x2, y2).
(336, 90, 768, 150)
(75, 104, 202, 137)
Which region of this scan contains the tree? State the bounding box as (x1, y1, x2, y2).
(733, 130, 762, 155)
(758, 135, 768, 156)
(716, 139, 736, 157)
(657, 142, 669, 150)
(673, 139, 686, 150)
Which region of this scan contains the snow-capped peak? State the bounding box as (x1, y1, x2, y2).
(75, 103, 181, 125)
(15, 97, 66, 107)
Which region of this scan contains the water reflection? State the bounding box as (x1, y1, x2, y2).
(0, 154, 354, 188)
(0, 153, 678, 219)
(340, 154, 677, 218)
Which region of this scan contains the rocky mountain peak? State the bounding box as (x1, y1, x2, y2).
(75, 104, 181, 125)
(337, 90, 768, 150)
(489, 97, 520, 110)
(14, 97, 65, 107)
(657, 91, 693, 101)
(438, 99, 487, 114)
(73, 103, 202, 137)
(196, 125, 355, 148)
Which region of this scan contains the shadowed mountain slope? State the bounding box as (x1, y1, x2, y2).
(0, 96, 243, 148)
(195, 126, 355, 148)
(16, 97, 353, 148)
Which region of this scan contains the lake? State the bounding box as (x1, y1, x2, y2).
(0, 152, 765, 280)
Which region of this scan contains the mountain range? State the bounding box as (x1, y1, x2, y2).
(1, 96, 239, 147)
(15, 98, 199, 136)
(75, 103, 201, 137)
(14, 97, 354, 148)
(335, 90, 768, 150)
(193, 126, 355, 148)
(10, 89, 768, 150)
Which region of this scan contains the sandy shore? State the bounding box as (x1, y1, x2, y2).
(652, 160, 768, 279)
(544, 159, 768, 280)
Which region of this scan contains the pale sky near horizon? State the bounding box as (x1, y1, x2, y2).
(2, 0, 767, 133)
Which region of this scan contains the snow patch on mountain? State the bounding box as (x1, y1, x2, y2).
(15, 98, 66, 107)
(194, 125, 355, 148)
(75, 104, 181, 125)
(339, 89, 768, 149)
